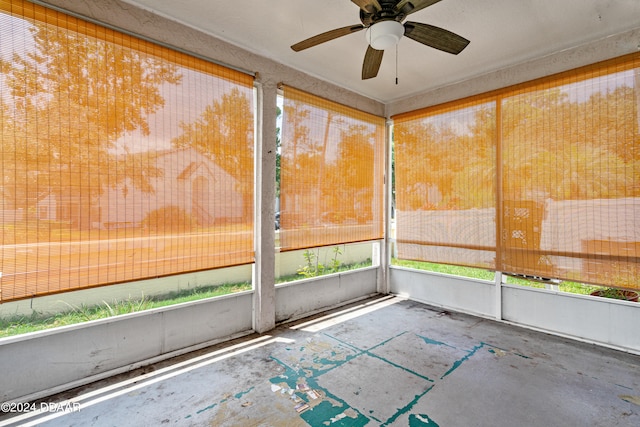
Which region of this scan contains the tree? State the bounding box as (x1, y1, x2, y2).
(501, 85, 639, 201)
(577, 86, 639, 163)
(171, 86, 254, 221)
(279, 99, 314, 224)
(395, 103, 497, 211)
(394, 120, 437, 210)
(1, 17, 181, 226)
(326, 124, 377, 222)
(275, 105, 282, 198)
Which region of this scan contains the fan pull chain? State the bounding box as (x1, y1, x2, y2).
(395, 43, 399, 85)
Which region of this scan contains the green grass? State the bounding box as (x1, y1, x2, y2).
(503, 275, 601, 295)
(1, 256, 623, 338)
(392, 258, 607, 296)
(0, 258, 373, 338)
(0, 282, 251, 338)
(276, 259, 373, 283)
(392, 258, 495, 280)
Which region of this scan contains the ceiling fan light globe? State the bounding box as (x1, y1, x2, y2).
(365, 20, 404, 50)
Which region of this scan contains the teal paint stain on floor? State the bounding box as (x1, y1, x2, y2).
(318, 332, 442, 426)
(369, 414, 383, 423)
(323, 331, 408, 354)
(440, 342, 485, 379)
(381, 386, 433, 426)
(417, 335, 457, 350)
(369, 331, 411, 351)
(184, 385, 255, 419)
(185, 332, 504, 427)
(269, 356, 302, 390)
(300, 399, 371, 427)
(195, 402, 217, 415)
(271, 333, 498, 426)
(269, 356, 370, 426)
(184, 402, 218, 419)
(513, 351, 531, 359)
(234, 386, 254, 399)
(301, 377, 370, 427)
(409, 413, 440, 426)
(276, 336, 363, 380)
(487, 344, 531, 359)
(366, 350, 435, 383)
(325, 332, 434, 382)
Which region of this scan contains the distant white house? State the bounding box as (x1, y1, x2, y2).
(36, 147, 245, 229)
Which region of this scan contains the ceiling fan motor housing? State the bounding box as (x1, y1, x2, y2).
(365, 20, 405, 50)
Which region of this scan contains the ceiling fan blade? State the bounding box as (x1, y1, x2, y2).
(395, 0, 443, 15)
(291, 25, 364, 52)
(352, 0, 382, 13)
(362, 45, 384, 80)
(404, 21, 470, 54)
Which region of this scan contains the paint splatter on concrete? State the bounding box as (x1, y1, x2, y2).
(270, 355, 369, 426)
(181, 331, 533, 425)
(409, 413, 440, 426)
(265, 332, 516, 426)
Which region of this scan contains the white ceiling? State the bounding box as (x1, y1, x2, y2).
(123, 0, 640, 103)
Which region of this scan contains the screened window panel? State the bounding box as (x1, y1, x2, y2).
(393, 53, 640, 291)
(0, 0, 254, 302)
(280, 86, 385, 250)
(393, 99, 497, 268)
(501, 54, 640, 288)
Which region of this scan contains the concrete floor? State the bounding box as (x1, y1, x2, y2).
(2, 294, 639, 426)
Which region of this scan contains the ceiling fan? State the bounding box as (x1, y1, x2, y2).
(291, 0, 470, 80)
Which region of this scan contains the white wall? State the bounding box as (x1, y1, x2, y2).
(0, 291, 254, 402)
(390, 267, 496, 319)
(502, 285, 640, 352)
(387, 27, 640, 116)
(276, 267, 378, 323)
(389, 267, 640, 355)
(0, 269, 380, 402)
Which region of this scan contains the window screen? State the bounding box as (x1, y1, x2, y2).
(393, 98, 497, 269)
(501, 55, 639, 288)
(0, 0, 254, 301)
(279, 85, 385, 250)
(393, 53, 640, 291)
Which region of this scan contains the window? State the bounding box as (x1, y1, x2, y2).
(0, 0, 254, 301)
(393, 53, 640, 290)
(279, 85, 385, 251)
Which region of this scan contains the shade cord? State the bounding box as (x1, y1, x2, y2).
(395, 43, 399, 85)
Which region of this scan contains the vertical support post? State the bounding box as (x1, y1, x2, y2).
(495, 271, 503, 321)
(253, 80, 276, 333)
(495, 97, 504, 275)
(494, 97, 504, 322)
(378, 119, 394, 294)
